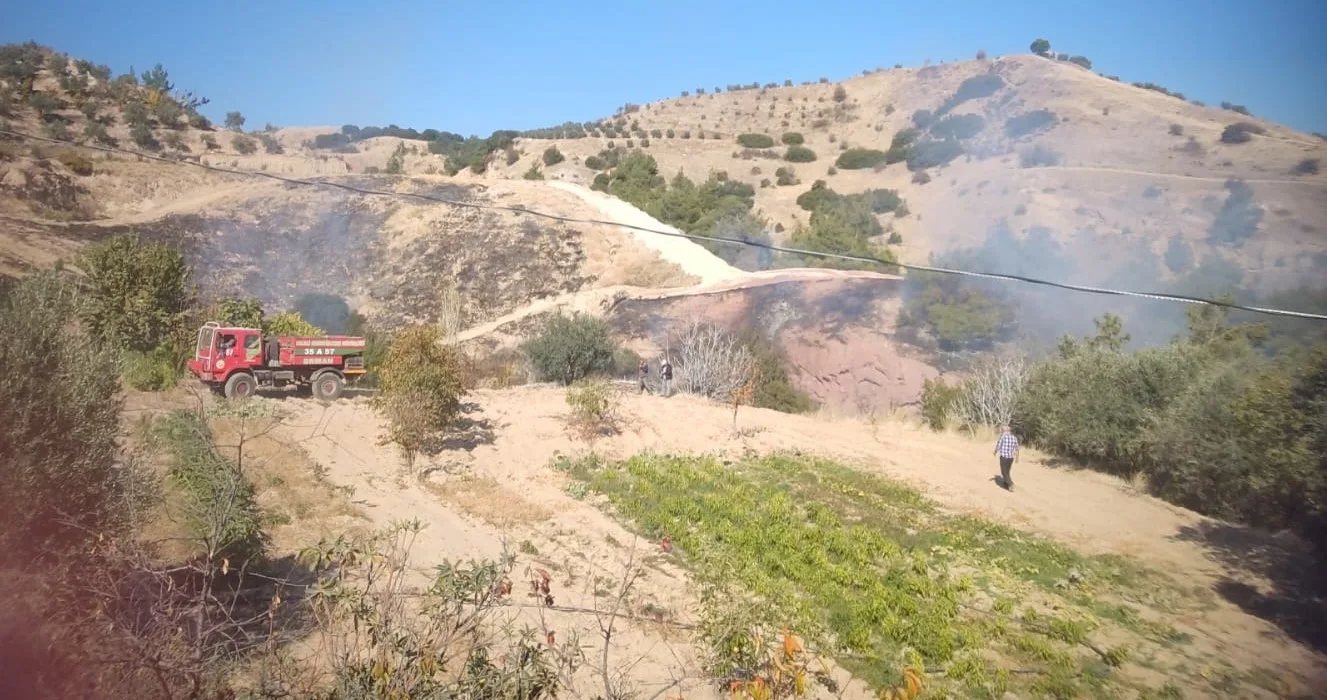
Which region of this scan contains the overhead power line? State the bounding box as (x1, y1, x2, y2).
(3, 127, 1325, 322)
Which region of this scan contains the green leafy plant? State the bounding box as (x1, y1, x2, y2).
(373, 324, 468, 471)
(522, 312, 618, 386)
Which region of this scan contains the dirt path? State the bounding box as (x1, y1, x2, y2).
(458, 267, 900, 344)
(276, 386, 1327, 696)
(1041, 164, 1326, 187)
(546, 180, 746, 285)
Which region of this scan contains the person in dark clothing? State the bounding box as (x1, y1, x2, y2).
(659, 357, 673, 397)
(638, 359, 650, 394)
(994, 425, 1020, 492)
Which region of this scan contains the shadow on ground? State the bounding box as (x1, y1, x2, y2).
(1173, 520, 1327, 652)
(426, 402, 497, 453)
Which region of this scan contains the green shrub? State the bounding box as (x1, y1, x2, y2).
(542, 145, 564, 166)
(736, 328, 816, 413)
(29, 91, 60, 118)
(736, 133, 775, 148)
(522, 312, 618, 385)
(121, 346, 178, 391)
(266, 311, 324, 337)
(55, 149, 93, 175)
(835, 148, 887, 169)
(232, 134, 257, 154)
(82, 120, 113, 145)
(0, 272, 133, 560)
(373, 324, 468, 468)
(781, 132, 804, 145)
(78, 234, 191, 352)
(1005, 110, 1057, 138)
(832, 85, 847, 103)
(784, 145, 817, 162)
(1014, 344, 1208, 474)
(906, 139, 964, 171)
(566, 377, 616, 428)
(921, 378, 962, 430)
(131, 122, 159, 150)
(523, 163, 543, 180)
(224, 111, 245, 131)
(775, 166, 797, 185)
(584, 155, 606, 170)
(1220, 122, 1265, 144)
(505, 148, 520, 165)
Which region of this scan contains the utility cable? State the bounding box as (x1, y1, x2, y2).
(3, 127, 1325, 321)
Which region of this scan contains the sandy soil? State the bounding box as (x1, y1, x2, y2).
(547, 180, 746, 286)
(274, 386, 1327, 697)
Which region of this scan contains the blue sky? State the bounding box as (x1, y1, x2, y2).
(5, 0, 1325, 136)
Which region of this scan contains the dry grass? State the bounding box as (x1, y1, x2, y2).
(422, 474, 553, 527)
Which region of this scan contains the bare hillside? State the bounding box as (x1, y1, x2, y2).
(465, 55, 1326, 292)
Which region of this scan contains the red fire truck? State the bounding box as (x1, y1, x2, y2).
(187, 322, 367, 400)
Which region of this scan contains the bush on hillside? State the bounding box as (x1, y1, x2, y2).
(232, 134, 257, 154)
(83, 120, 114, 146)
(224, 111, 245, 131)
(885, 128, 919, 164)
(1291, 158, 1320, 176)
(56, 150, 93, 176)
(1030, 38, 1051, 56)
(542, 145, 565, 166)
(735, 328, 816, 413)
(784, 145, 817, 162)
(1005, 110, 1057, 138)
(736, 133, 775, 149)
(781, 132, 804, 145)
(78, 234, 191, 352)
(1220, 122, 1265, 144)
(775, 166, 798, 186)
(835, 148, 888, 170)
(259, 133, 283, 154)
(906, 139, 964, 171)
(832, 86, 847, 103)
(523, 313, 618, 386)
(131, 122, 158, 150)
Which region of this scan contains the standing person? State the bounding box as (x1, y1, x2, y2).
(660, 356, 673, 397)
(638, 358, 650, 394)
(994, 425, 1020, 492)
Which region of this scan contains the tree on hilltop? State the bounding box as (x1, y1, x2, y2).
(1030, 38, 1051, 57)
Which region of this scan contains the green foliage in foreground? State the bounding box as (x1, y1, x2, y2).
(151, 410, 265, 559)
(560, 451, 1237, 697)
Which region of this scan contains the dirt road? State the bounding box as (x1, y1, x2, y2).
(277, 386, 1327, 697)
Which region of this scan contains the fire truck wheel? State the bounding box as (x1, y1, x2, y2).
(312, 372, 344, 401)
(223, 372, 257, 399)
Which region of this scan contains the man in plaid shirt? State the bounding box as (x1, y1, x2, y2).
(994, 425, 1019, 492)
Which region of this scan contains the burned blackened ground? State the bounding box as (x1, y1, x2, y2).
(33, 182, 597, 329)
(368, 213, 592, 330)
(607, 276, 937, 412)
